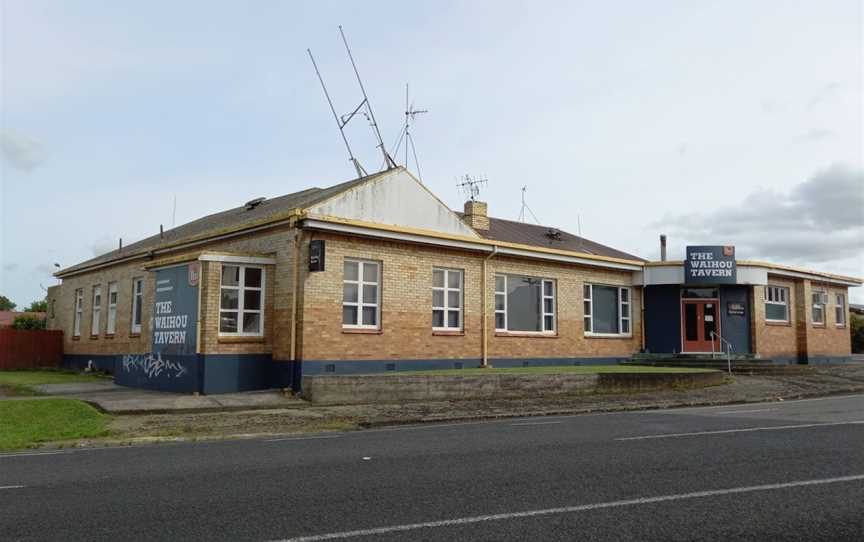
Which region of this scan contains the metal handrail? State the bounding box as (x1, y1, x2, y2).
(710, 331, 734, 376)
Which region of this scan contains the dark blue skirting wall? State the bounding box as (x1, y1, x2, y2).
(63, 353, 297, 394)
(300, 357, 626, 376)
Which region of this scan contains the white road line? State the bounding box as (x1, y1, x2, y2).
(0, 485, 25, 490)
(511, 421, 564, 426)
(0, 451, 67, 459)
(616, 420, 864, 441)
(714, 408, 778, 415)
(272, 474, 864, 542)
(266, 435, 342, 443)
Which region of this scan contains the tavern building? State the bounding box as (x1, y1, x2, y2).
(47, 168, 861, 393)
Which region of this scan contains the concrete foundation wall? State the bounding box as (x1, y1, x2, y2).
(302, 371, 724, 404)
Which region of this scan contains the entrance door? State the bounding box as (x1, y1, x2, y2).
(681, 300, 720, 353)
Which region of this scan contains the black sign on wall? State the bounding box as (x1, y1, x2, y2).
(309, 240, 326, 272)
(684, 245, 736, 285)
(152, 263, 199, 356)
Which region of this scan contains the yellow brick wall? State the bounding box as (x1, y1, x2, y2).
(752, 275, 851, 360)
(49, 226, 296, 357)
(298, 232, 641, 362)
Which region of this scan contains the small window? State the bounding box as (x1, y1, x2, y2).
(835, 293, 846, 327)
(131, 278, 144, 333)
(494, 274, 556, 333)
(584, 284, 632, 336)
(343, 259, 380, 328)
(432, 268, 462, 330)
(73, 289, 83, 337)
(106, 282, 118, 334)
(91, 285, 102, 336)
(812, 290, 825, 325)
(764, 286, 789, 322)
(219, 265, 264, 335)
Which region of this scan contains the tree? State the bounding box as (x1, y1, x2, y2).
(0, 295, 16, 311)
(12, 315, 46, 330)
(25, 299, 48, 313)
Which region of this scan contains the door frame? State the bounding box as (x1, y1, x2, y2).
(679, 298, 722, 354)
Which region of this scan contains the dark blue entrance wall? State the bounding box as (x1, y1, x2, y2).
(644, 286, 681, 354)
(719, 286, 752, 354)
(202, 355, 295, 394)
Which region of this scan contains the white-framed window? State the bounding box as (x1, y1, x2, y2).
(493, 274, 556, 333)
(342, 259, 380, 328)
(91, 285, 102, 336)
(219, 265, 264, 335)
(494, 275, 507, 331)
(584, 283, 632, 336)
(131, 277, 144, 334)
(106, 282, 118, 335)
(764, 286, 789, 322)
(432, 268, 462, 330)
(812, 290, 826, 325)
(73, 289, 83, 337)
(835, 293, 846, 327)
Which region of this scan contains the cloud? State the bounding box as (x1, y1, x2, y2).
(654, 164, 864, 266)
(807, 82, 843, 109)
(3, 263, 19, 272)
(795, 128, 836, 143)
(0, 130, 48, 171)
(89, 236, 117, 257)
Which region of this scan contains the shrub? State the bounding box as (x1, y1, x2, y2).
(11, 315, 46, 330)
(852, 314, 864, 354)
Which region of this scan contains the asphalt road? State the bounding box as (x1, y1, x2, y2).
(3, 394, 864, 541)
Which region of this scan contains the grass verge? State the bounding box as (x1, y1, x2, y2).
(396, 365, 715, 377)
(0, 369, 109, 396)
(0, 399, 110, 450)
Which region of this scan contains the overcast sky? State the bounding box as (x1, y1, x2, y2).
(1, 0, 862, 307)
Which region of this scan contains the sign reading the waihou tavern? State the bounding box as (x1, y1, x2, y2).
(685, 246, 736, 284)
(152, 264, 199, 355)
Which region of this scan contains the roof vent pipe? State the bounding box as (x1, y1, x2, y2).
(160, 224, 164, 240)
(660, 234, 667, 262)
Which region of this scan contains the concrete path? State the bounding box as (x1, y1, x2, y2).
(23, 381, 306, 414)
(2, 394, 863, 541)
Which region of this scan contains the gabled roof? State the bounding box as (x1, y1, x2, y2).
(57, 171, 390, 276)
(458, 214, 645, 262)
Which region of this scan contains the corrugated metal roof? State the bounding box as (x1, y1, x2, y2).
(461, 214, 645, 262)
(58, 172, 387, 275)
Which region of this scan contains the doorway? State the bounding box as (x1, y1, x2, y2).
(681, 299, 720, 353)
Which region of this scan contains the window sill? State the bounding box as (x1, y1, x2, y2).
(89, 335, 99, 340)
(72, 336, 81, 341)
(835, 324, 847, 329)
(812, 324, 826, 329)
(432, 330, 464, 336)
(342, 328, 383, 335)
(765, 321, 791, 327)
(104, 334, 115, 339)
(218, 336, 265, 344)
(584, 333, 633, 339)
(495, 331, 558, 338)
(129, 332, 141, 338)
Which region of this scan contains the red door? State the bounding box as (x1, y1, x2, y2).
(682, 300, 720, 353)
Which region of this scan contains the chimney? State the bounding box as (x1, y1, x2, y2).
(463, 200, 490, 231)
(660, 234, 667, 262)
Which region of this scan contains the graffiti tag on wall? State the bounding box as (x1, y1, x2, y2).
(122, 353, 188, 379)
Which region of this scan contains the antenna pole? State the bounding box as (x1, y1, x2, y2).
(405, 83, 409, 168)
(308, 48, 366, 178)
(339, 25, 396, 170)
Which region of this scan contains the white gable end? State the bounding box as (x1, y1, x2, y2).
(306, 169, 480, 238)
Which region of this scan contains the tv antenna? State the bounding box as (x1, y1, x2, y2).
(457, 174, 487, 201)
(389, 83, 428, 181)
(307, 26, 397, 179)
(518, 186, 541, 224)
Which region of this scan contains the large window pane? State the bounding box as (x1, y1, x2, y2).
(244, 290, 261, 311)
(448, 272, 460, 289)
(222, 265, 240, 286)
(433, 269, 444, 288)
(766, 303, 787, 321)
(363, 284, 378, 304)
(242, 313, 261, 333)
(244, 267, 262, 288)
(362, 263, 378, 282)
(592, 285, 619, 334)
(343, 306, 358, 326)
(220, 311, 238, 333)
(362, 306, 377, 326)
(344, 261, 359, 281)
(448, 291, 460, 308)
(343, 283, 358, 303)
(506, 275, 542, 332)
(220, 289, 239, 310)
(432, 310, 444, 328)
